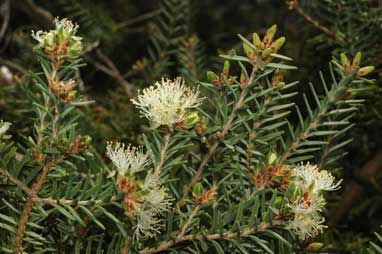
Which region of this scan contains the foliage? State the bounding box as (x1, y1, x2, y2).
(0, 0, 381, 253)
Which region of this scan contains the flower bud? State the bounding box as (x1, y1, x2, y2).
(267, 152, 278, 165)
(270, 37, 286, 53)
(243, 43, 255, 59)
(252, 33, 263, 49)
(357, 66, 375, 76)
(340, 53, 350, 69)
(207, 71, 218, 83)
(352, 52, 362, 67)
(261, 48, 273, 59)
(222, 60, 230, 77)
(263, 25, 277, 45)
(193, 182, 203, 198)
(184, 112, 200, 127)
(306, 242, 324, 251)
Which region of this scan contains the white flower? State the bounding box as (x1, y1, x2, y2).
(134, 208, 161, 241)
(131, 77, 204, 128)
(0, 120, 11, 138)
(288, 211, 327, 240)
(106, 142, 149, 176)
(291, 163, 342, 193)
(288, 193, 325, 215)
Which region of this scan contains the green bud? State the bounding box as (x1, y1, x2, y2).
(223, 60, 230, 76)
(193, 182, 203, 198)
(267, 152, 278, 165)
(340, 53, 350, 68)
(306, 243, 324, 251)
(276, 81, 285, 89)
(357, 66, 375, 76)
(352, 52, 362, 67)
(261, 48, 273, 59)
(84, 135, 92, 145)
(243, 43, 255, 59)
(184, 112, 200, 127)
(270, 37, 286, 53)
(207, 71, 218, 83)
(68, 41, 83, 58)
(263, 25, 277, 44)
(252, 33, 263, 49)
(44, 32, 56, 50)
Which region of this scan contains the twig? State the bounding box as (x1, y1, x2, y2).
(154, 133, 171, 177)
(139, 220, 281, 254)
(287, 0, 342, 42)
(177, 68, 257, 207)
(0, 168, 34, 197)
(0, 0, 11, 43)
(14, 156, 65, 254)
(94, 49, 133, 97)
(176, 205, 200, 240)
(34, 196, 116, 206)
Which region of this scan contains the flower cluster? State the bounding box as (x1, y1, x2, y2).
(31, 17, 83, 61)
(106, 142, 172, 241)
(288, 163, 342, 240)
(0, 120, 11, 139)
(131, 77, 204, 129)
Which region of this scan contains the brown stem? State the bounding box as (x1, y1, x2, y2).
(177, 68, 257, 207)
(14, 156, 65, 254)
(0, 169, 34, 197)
(176, 205, 200, 240)
(139, 220, 281, 254)
(154, 133, 171, 177)
(289, 0, 343, 42)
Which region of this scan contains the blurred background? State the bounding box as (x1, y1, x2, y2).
(0, 0, 381, 252)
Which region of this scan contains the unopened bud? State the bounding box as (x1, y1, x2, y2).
(352, 52, 362, 67)
(184, 112, 200, 127)
(252, 33, 263, 49)
(357, 66, 375, 76)
(207, 71, 218, 83)
(306, 243, 324, 251)
(261, 48, 273, 59)
(267, 152, 278, 165)
(263, 25, 277, 45)
(223, 61, 230, 77)
(340, 53, 350, 69)
(243, 43, 255, 59)
(270, 37, 286, 53)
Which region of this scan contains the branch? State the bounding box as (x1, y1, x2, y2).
(287, 0, 343, 42)
(94, 49, 133, 97)
(14, 156, 65, 254)
(176, 205, 200, 240)
(154, 133, 171, 177)
(139, 220, 281, 254)
(177, 67, 257, 207)
(0, 168, 35, 197)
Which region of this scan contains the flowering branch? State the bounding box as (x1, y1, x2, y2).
(139, 220, 281, 254)
(178, 67, 257, 207)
